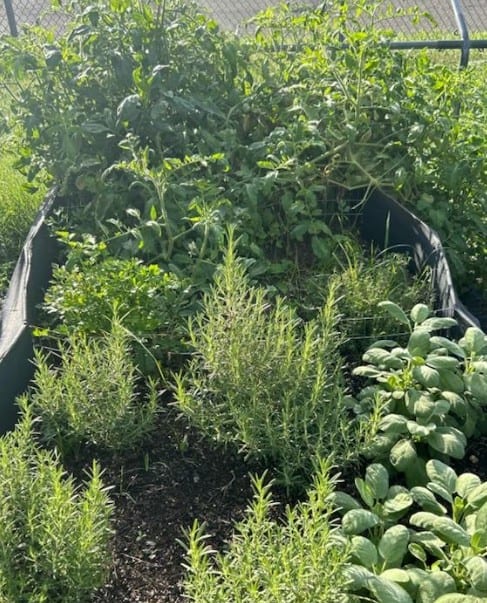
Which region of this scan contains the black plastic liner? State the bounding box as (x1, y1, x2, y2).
(0, 188, 61, 433)
(0, 187, 481, 434)
(358, 188, 480, 334)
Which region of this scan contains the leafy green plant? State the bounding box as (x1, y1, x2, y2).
(29, 318, 159, 457)
(41, 231, 191, 369)
(174, 232, 354, 490)
(0, 402, 112, 602)
(320, 245, 433, 360)
(183, 458, 351, 603)
(332, 459, 487, 603)
(350, 302, 487, 485)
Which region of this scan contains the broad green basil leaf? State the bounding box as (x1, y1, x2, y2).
(378, 301, 411, 327)
(410, 512, 470, 547)
(475, 500, 487, 531)
(413, 365, 440, 388)
(425, 356, 460, 371)
(329, 491, 362, 513)
(428, 427, 466, 459)
(419, 317, 457, 332)
(467, 483, 487, 509)
(456, 473, 481, 499)
(466, 556, 487, 591)
(465, 373, 487, 403)
(390, 438, 417, 471)
(355, 477, 375, 508)
(408, 330, 431, 357)
(410, 304, 430, 325)
(350, 535, 378, 569)
(411, 486, 447, 514)
(462, 327, 487, 355)
(365, 464, 389, 501)
(379, 414, 408, 434)
(383, 491, 413, 516)
(343, 563, 374, 590)
(417, 571, 456, 603)
(378, 525, 409, 568)
(342, 509, 380, 535)
(410, 530, 445, 558)
(367, 575, 413, 603)
(430, 336, 465, 358)
(426, 460, 457, 493)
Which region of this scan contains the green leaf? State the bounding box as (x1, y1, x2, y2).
(342, 509, 380, 535)
(417, 571, 456, 603)
(343, 564, 374, 590)
(410, 531, 446, 558)
(379, 414, 409, 435)
(439, 370, 465, 393)
(425, 356, 460, 371)
(430, 336, 465, 358)
(329, 491, 362, 513)
(378, 525, 410, 568)
(426, 460, 457, 494)
(419, 317, 457, 332)
(380, 568, 411, 584)
(466, 556, 487, 591)
(408, 330, 431, 357)
(390, 438, 417, 471)
(435, 595, 486, 603)
(411, 486, 447, 514)
(407, 421, 436, 438)
(353, 365, 382, 379)
(355, 477, 375, 508)
(350, 536, 378, 569)
(462, 327, 487, 355)
(363, 347, 396, 366)
(475, 501, 487, 531)
(413, 365, 441, 388)
(456, 473, 481, 499)
(465, 373, 487, 403)
(366, 464, 390, 501)
(411, 304, 430, 324)
(467, 483, 487, 509)
(367, 575, 413, 603)
(378, 301, 411, 327)
(410, 512, 470, 547)
(427, 427, 466, 460)
(383, 491, 413, 517)
(408, 542, 427, 563)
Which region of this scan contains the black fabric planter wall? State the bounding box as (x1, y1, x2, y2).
(0, 188, 60, 433)
(358, 188, 479, 334)
(0, 187, 481, 435)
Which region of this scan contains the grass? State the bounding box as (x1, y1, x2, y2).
(0, 152, 45, 295)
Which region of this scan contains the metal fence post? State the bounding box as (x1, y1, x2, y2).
(3, 0, 18, 36)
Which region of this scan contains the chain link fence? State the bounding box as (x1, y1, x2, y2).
(1, 0, 487, 39)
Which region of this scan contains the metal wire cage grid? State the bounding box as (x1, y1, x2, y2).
(2, 0, 487, 36)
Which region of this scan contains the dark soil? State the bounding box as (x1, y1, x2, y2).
(65, 403, 486, 603)
(82, 406, 284, 603)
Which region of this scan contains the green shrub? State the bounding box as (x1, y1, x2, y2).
(183, 459, 351, 603)
(310, 244, 433, 361)
(30, 318, 158, 456)
(174, 233, 355, 490)
(332, 460, 487, 602)
(42, 233, 191, 369)
(350, 303, 487, 486)
(0, 403, 112, 602)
